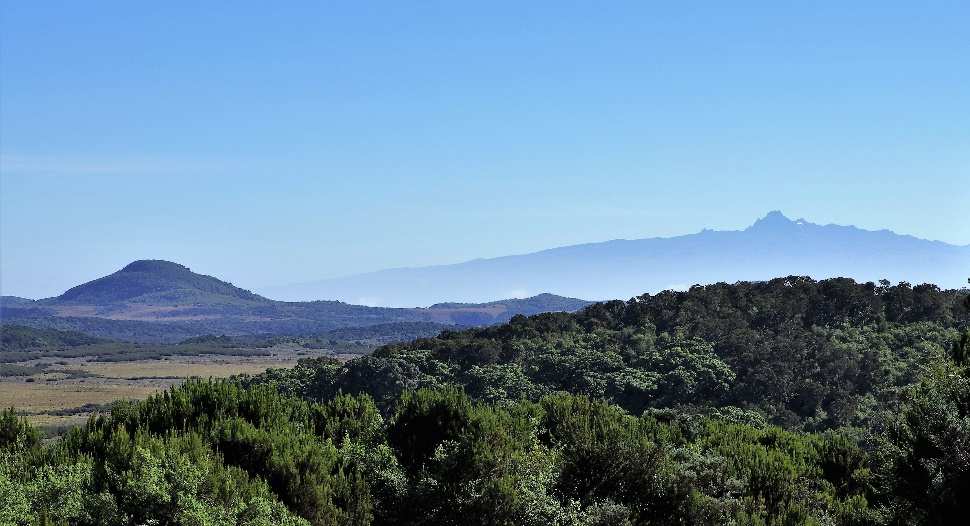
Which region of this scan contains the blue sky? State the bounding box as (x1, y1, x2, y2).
(2, 1, 968, 299)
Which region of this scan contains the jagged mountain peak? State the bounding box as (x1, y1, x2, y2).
(746, 210, 798, 231)
(263, 211, 969, 305)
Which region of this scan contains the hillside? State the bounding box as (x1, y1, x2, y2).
(4, 278, 968, 524)
(248, 276, 970, 426)
(55, 260, 268, 305)
(47, 275, 956, 525)
(264, 211, 970, 305)
(429, 292, 591, 314)
(0, 324, 106, 350)
(0, 263, 590, 342)
(0, 296, 36, 307)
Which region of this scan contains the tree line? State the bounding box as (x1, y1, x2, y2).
(1, 276, 968, 524)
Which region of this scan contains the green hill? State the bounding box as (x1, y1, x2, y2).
(0, 324, 106, 350)
(429, 292, 591, 314)
(55, 260, 268, 305)
(249, 277, 970, 428)
(1, 261, 592, 342)
(4, 277, 968, 525)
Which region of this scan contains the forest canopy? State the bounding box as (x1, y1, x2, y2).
(2, 276, 968, 525)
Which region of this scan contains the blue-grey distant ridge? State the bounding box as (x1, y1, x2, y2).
(263, 211, 970, 306)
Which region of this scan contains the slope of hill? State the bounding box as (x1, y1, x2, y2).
(0, 324, 107, 350)
(55, 260, 268, 305)
(429, 292, 591, 314)
(264, 211, 970, 305)
(0, 296, 36, 307)
(221, 276, 970, 523)
(256, 276, 970, 425)
(0, 262, 590, 342)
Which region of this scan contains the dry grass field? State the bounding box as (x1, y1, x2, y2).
(0, 349, 326, 434)
(79, 358, 300, 379)
(0, 381, 162, 413)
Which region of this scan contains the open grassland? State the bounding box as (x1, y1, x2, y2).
(0, 348, 328, 434)
(79, 357, 300, 379)
(0, 381, 162, 413)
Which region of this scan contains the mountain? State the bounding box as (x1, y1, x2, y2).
(55, 260, 268, 305)
(0, 296, 36, 306)
(0, 261, 590, 342)
(263, 211, 970, 305)
(429, 293, 592, 318)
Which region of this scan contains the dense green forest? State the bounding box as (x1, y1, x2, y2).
(2, 277, 969, 525)
(248, 278, 969, 430)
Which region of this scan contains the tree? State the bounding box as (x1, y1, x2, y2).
(0, 408, 39, 451)
(880, 364, 970, 524)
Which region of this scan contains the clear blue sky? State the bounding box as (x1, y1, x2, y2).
(2, 1, 968, 299)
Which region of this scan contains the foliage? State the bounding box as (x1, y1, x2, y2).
(876, 362, 970, 524)
(251, 278, 966, 430)
(0, 379, 919, 525)
(0, 324, 105, 351)
(2, 277, 968, 524)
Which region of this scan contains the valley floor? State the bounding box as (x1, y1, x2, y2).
(0, 345, 334, 434)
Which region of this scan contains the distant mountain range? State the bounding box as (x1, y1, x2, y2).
(263, 211, 970, 306)
(0, 260, 591, 342)
(3, 211, 966, 341)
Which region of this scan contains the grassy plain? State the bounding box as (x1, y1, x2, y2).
(0, 348, 328, 434)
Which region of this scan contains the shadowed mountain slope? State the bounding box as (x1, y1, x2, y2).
(55, 260, 268, 305)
